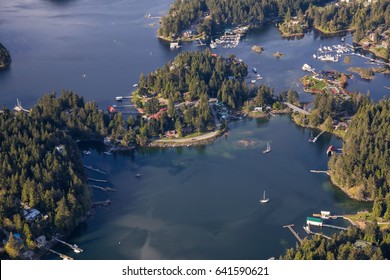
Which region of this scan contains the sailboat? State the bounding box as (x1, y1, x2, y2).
(260, 190, 269, 203)
(309, 131, 314, 142)
(262, 142, 271, 153)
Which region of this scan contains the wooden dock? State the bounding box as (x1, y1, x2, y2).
(283, 224, 303, 244)
(310, 170, 329, 175)
(54, 238, 83, 253)
(303, 226, 332, 240)
(309, 130, 325, 143)
(47, 249, 74, 260)
(322, 223, 348, 230)
(84, 165, 106, 175)
(89, 185, 117, 192)
(92, 199, 111, 207)
(87, 177, 107, 183)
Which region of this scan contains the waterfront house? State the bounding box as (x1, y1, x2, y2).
(306, 217, 323, 227)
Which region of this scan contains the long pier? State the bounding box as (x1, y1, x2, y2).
(322, 223, 348, 230)
(283, 224, 303, 244)
(89, 185, 117, 192)
(309, 130, 325, 143)
(310, 170, 329, 175)
(87, 177, 107, 183)
(92, 199, 111, 207)
(47, 249, 74, 260)
(84, 165, 106, 175)
(113, 104, 135, 108)
(54, 238, 83, 253)
(303, 226, 332, 240)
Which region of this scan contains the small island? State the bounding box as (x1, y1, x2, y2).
(251, 45, 263, 54)
(0, 43, 12, 69)
(272, 51, 284, 58)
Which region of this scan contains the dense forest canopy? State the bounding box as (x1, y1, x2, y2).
(0, 91, 141, 259)
(328, 98, 390, 201)
(0, 92, 94, 258)
(158, 0, 331, 38)
(137, 49, 248, 107)
(281, 224, 390, 260)
(0, 43, 12, 69)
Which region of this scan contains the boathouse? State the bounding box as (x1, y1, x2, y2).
(306, 217, 323, 227)
(327, 145, 336, 157)
(321, 211, 331, 219)
(170, 42, 180, 49)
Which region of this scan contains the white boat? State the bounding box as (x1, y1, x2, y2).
(256, 74, 262, 80)
(133, 83, 138, 88)
(251, 80, 256, 84)
(262, 142, 271, 153)
(116, 96, 123, 101)
(210, 41, 217, 49)
(252, 67, 257, 73)
(260, 190, 269, 203)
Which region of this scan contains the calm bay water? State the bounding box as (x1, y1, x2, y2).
(0, 0, 386, 259)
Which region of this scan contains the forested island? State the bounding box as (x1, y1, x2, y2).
(0, 43, 12, 69)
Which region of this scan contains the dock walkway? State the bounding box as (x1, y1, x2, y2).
(84, 165, 106, 175)
(283, 224, 303, 244)
(47, 249, 74, 260)
(87, 177, 107, 183)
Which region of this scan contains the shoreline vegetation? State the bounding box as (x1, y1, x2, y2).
(2, 0, 389, 260)
(158, 0, 389, 61)
(0, 43, 12, 69)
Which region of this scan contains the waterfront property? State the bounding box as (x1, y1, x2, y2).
(306, 217, 323, 227)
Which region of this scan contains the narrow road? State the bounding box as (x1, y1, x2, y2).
(284, 102, 310, 115)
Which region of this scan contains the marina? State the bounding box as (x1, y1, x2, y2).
(210, 32, 242, 49)
(1, 0, 387, 260)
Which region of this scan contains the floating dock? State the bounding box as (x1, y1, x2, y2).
(116, 96, 133, 101)
(89, 185, 117, 192)
(303, 225, 332, 240)
(92, 200, 111, 207)
(87, 177, 107, 183)
(84, 165, 106, 175)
